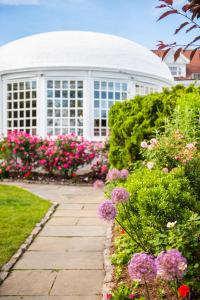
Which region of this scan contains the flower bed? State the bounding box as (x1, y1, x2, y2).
(0, 131, 109, 180)
(97, 94, 200, 299)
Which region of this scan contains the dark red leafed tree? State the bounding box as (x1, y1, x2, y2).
(156, 0, 200, 60)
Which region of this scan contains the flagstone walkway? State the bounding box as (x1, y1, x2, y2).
(0, 183, 106, 300)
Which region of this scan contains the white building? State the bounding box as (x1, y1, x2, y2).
(153, 49, 200, 86)
(0, 31, 173, 140)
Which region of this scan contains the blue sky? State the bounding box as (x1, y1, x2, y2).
(0, 0, 195, 49)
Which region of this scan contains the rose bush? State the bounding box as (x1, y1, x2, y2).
(0, 131, 96, 178)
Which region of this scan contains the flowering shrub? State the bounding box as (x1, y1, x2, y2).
(141, 131, 199, 171)
(91, 141, 109, 178)
(0, 131, 96, 178)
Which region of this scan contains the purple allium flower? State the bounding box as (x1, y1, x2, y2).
(128, 253, 157, 283)
(98, 200, 117, 221)
(156, 249, 187, 281)
(111, 187, 130, 204)
(106, 168, 121, 181)
(120, 169, 129, 180)
(93, 179, 104, 189)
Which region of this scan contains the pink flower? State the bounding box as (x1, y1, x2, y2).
(129, 294, 134, 299)
(93, 180, 104, 189)
(186, 143, 196, 150)
(150, 138, 158, 146)
(141, 141, 148, 148)
(162, 167, 169, 173)
(106, 293, 112, 299)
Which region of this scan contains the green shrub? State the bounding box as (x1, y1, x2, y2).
(109, 167, 199, 252)
(109, 85, 200, 169)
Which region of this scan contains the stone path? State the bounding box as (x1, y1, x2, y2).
(0, 183, 106, 300)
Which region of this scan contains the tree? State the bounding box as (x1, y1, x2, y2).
(156, 0, 200, 60)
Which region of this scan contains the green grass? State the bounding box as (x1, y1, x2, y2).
(0, 184, 51, 269)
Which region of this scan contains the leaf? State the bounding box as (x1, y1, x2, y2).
(174, 47, 182, 62)
(185, 36, 200, 49)
(190, 47, 200, 61)
(175, 22, 189, 35)
(186, 24, 197, 33)
(162, 48, 171, 60)
(159, 0, 173, 4)
(182, 4, 191, 12)
(156, 4, 167, 8)
(157, 9, 178, 21)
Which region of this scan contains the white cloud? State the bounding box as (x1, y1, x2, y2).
(0, 0, 39, 5)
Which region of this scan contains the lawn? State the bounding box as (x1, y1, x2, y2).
(0, 184, 51, 269)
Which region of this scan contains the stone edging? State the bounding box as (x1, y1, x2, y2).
(102, 223, 114, 300)
(0, 201, 59, 285)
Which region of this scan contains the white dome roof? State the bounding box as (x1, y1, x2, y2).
(0, 31, 172, 82)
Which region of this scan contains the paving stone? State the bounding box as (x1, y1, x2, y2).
(14, 251, 103, 270)
(47, 217, 78, 226)
(0, 271, 57, 296)
(54, 210, 98, 217)
(58, 204, 84, 210)
(29, 237, 105, 252)
(50, 270, 104, 296)
(58, 197, 101, 204)
(83, 204, 99, 210)
(0, 296, 101, 299)
(39, 225, 106, 237)
(77, 217, 106, 226)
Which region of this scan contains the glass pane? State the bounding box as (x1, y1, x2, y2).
(62, 81, 68, 89)
(94, 91, 99, 99)
(77, 81, 83, 89)
(47, 110, 53, 117)
(94, 81, 100, 89)
(55, 81, 60, 88)
(25, 82, 31, 90)
(62, 91, 68, 98)
(101, 82, 107, 90)
(32, 81, 37, 89)
(62, 109, 68, 117)
(20, 82, 24, 90)
(47, 80, 53, 88)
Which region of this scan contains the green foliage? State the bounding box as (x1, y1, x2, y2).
(109, 85, 200, 169)
(0, 185, 51, 268)
(111, 234, 135, 267)
(115, 167, 198, 251)
(185, 157, 200, 198)
(111, 283, 144, 300)
(152, 213, 200, 294)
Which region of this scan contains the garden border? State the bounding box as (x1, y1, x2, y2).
(0, 199, 58, 285)
(102, 223, 114, 300)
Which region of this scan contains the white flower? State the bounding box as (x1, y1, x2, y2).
(150, 138, 158, 146)
(141, 141, 148, 149)
(162, 167, 169, 174)
(147, 162, 154, 170)
(166, 221, 177, 228)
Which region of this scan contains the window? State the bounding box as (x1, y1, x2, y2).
(93, 80, 128, 137)
(135, 84, 158, 96)
(47, 79, 84, 136)
(7, 80, 37, 134)
(192, 73, 200, 80)
(169, 66, 182, 77)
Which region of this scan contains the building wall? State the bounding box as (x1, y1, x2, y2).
(0, 68, 171, 140)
